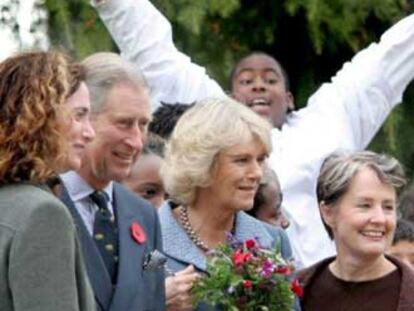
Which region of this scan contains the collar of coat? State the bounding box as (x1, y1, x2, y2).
(158, 202, 277, 271)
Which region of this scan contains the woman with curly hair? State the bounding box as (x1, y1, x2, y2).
(0, 51, 95, 311)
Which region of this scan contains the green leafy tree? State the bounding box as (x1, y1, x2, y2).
(45, 0, 116, 58)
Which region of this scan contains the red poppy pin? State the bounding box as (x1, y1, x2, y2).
(130, 222, 146, 244)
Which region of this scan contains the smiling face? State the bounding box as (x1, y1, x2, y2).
(64, 82, 95, 170)
(197, 135, 267, 212)
(231, 54, 294, 129)
(79, 82, 151, 189)
(321, 167, 397, 261)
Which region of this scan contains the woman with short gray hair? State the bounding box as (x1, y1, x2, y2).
(298, 151, 414, 311)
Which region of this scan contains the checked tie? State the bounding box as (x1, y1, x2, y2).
(90, 191, 119, 284)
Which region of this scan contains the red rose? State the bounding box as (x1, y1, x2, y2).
(232, 250, 253, 266)
(275, 265, 291, 275)
(291, 279, 304, 298)
(245, 239, 256, 249)
(243, 280, 253, 289)
(232, 250, 245, 266)
(243, 252, 253, 263)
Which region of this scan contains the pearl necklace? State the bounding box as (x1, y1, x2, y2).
(179, 205, 210, 252)
(179, 205, 236, 252)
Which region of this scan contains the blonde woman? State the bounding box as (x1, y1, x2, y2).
(159, 97, 294, 310)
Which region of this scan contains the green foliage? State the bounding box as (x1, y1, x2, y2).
(44, 0, 414, 181)
(45, 0, 115, 59)
(285, 0, 404, 53)
(154, 0, 240, 35)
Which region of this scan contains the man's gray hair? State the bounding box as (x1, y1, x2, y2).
(81, 52, 147, 113)
(317, 150, 406, 239)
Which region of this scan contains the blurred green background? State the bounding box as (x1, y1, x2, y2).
(45, 0, 414, 182)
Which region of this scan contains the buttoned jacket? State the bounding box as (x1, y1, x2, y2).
(61, 181, 165, 311)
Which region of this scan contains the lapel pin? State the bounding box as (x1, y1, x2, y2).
(130, 222, 146, 244)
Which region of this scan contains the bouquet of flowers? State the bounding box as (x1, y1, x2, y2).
(192, 236, 303, 311)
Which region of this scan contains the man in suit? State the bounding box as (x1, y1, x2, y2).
(60, 52, 165, 311)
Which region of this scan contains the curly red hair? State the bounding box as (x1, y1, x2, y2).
(0, 50, 85, 184)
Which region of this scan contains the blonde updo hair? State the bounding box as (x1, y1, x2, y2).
(162, 97, 272, 206)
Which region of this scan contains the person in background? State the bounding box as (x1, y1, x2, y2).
(388, 218, 414, 269)
(59, 52, 165, 311)
(398, 183, 414, 224)
(92, 0, 414, 268)
(0, 51, 95, 311)
(248, 165, 290, 229)
(159, 97, 294, 310)
(123, 132, 167, 208)
(229, 51, 294, 128)
(298, 151, 414, 311)
(149, 102, 193, 139)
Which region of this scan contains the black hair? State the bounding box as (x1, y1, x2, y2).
(393, 218, 414, 244)
(149, 102, 194, 139)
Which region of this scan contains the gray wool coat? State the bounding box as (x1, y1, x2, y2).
(0, 184, 95, 311)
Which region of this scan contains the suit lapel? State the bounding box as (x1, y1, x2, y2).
(59, 184, 113, 310)
(110, 184, 147, 309)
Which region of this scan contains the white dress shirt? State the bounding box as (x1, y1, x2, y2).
(93, 0, 414, 268)
(60, 171, 114, 236)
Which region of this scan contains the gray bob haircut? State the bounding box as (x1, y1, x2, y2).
(161, 97, 272, 206)
(81, 52, 147, 113)
(317, 150, 406, 239)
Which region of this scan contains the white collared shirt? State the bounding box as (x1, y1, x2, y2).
(60, 171, 114, 235)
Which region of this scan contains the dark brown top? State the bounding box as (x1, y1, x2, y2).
(302, 265, 401, 311)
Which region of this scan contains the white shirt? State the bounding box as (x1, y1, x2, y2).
(60, 171, 114, 236)
(93, 0, 414, 268)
